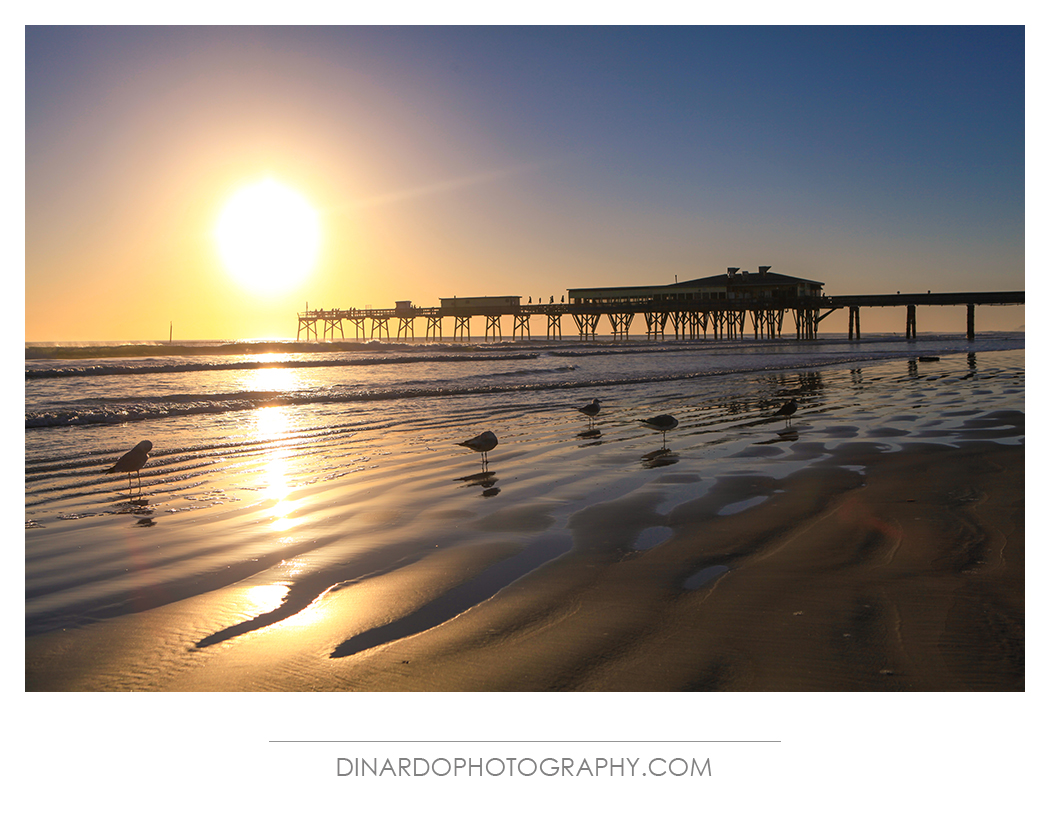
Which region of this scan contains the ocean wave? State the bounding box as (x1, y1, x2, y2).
(488, 365, 578, 378)
(22, 357, 877, 429)
(25, 339, 439, 360)
(25, 335, 1025, 430)
(25, 351, 542, 379)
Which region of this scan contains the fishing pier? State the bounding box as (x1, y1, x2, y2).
(297, 269, 1023, 343)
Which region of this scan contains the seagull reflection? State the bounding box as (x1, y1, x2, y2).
(641, 448, 679, 469)
(754, 427, 800, 445)
(109, 495, 154, 518)
(577, 427, 602, 444)
(456, 470, 500, 497)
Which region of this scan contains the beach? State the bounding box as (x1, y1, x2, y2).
(25, 340, 1023, 691)
(21, 28, 1027, 816)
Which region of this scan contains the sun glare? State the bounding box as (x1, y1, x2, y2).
(216, 179, 321, 293)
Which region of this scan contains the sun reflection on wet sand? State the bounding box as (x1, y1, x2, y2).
(264, 457, 302, 530)
(254, 405, 302, 530)
(245, 583, 289, 617)
(25, 350, 1025, 692)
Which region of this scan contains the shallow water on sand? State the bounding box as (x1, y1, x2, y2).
(26, 333, 1024, 688)
(25, 343, 1023, 663)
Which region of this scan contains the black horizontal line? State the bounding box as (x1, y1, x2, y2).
(270, 740, 781, 744)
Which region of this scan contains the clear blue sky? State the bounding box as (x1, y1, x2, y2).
(25, 25, 1025, 339)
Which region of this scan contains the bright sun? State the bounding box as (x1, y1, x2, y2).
(216, 179, 321, 293)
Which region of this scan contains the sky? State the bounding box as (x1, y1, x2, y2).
(24, 25, 1026, 341)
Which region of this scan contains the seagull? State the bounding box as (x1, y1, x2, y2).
(106, 440, 152, 492)
(639, 414, 678, 445)
(773, 399, 797, 425)
(458, 430, 498, 468)
(576, 398, 601, 426)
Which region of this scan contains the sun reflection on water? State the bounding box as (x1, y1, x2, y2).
(254, 401, 292, 439)
(253, 405, 302, 530)
(247, 363, 301, 396)
(264, 456, 291, 501)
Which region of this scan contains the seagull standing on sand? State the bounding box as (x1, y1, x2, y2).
(773, 399, 797, 426)
(577, 398, 601, 426)
(458, 430, 498, 469)
(639, 414, 678, 446)
(106, 440, 153, 492)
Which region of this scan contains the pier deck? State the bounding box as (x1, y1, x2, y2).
(296, 291, 1024, 342)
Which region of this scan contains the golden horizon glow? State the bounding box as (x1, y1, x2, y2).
(25, 29, 1024, 341)
(215, 179, 321, 294)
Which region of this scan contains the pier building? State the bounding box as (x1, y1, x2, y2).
(568, 267, 824, 305)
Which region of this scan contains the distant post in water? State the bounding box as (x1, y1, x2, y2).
(967, 303, 975, 340)
(906, 304, 917, 339)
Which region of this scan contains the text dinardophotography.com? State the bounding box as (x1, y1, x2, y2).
(336, 756, 712, 778)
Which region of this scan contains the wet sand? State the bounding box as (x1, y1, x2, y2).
(26, 435, 1023, 692)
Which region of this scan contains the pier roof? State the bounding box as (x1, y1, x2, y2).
(672, 271, 825, 288)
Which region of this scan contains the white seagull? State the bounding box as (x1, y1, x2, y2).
(576, 398, 601, 426)
(639, 414, 678, 445)
(458, 430, 498, 468)
(107, 440, 153, 492)
(773, 399, 798, 425)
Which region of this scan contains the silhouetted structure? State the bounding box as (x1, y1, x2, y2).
(297, 267, 1023, 342)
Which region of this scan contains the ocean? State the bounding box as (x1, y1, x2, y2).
(25, 332, 1024, 650)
